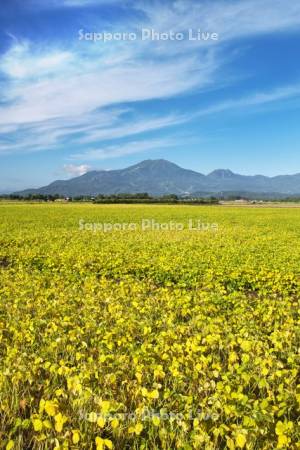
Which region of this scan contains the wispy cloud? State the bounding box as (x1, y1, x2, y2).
(29, 0, 121, 8)
(0, 109, 188, 155)
(76, 113, 190, 145)
(0, 109, 126, 154)
(71, 137, 179, 161)
(136, 0, 300, 43)
(0, 42, 73, 80)
(0, 37, 210, 125)
(1, 0, 300, 160)
(63, 164, 91, 176)
(196, 84, 300, 117)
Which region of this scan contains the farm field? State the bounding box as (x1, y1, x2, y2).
(0, 203, 300, 449)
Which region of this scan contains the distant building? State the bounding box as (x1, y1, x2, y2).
(234, 199, 249, 204)
(54, 198, 71, 202)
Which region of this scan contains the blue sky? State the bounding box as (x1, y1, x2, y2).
(1, 0, 300, 192)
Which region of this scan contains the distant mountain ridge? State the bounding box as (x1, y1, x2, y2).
(15, 159, 300, 197)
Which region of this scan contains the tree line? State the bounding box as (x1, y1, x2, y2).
(0, 193, 219, 204)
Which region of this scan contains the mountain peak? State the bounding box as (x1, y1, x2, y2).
(126, 159, 184, 174)
(208, 169, 235, 178)
(131, 159, 179, 169)
(14, 159, 300, 197)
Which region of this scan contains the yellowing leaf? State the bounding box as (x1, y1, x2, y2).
(111, 418, 119, 429)
(236, 433, 246, 448)
(96, 437, 105, 450)
(39, 399, 45, 414)
(54, 413, 68, 433)
(97, 416, 106, 428)
(148, 389, 159, 399)
(135, 423, 144, 435)
(45, 400, 58, 417)
(275, 421, 285, 436)
(135, 372, 142, 383)
(72, 430, 80, 444)
(33, 419, 43, 432)
(96, 437, 113, 450)
(228, 352, 238, 364)
(55, 389, 64, 397)
(152, 416, 160, 426)
(277, 434, 288, 448)
(141, 387, 148, 397)
(88, 412, 98, 423)
(240, 341, 252, 352)
(6, 441, 14, 450)
(100, 400, 110, 414)
(43, 419, 52, 429)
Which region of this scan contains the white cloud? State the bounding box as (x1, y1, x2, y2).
(29, 0, 300, 31)
(196, 84, 300, 116)
(71, 137, 179, 160)
(29, 0, 121, 8)
(0, 108, 126, 154)
(1, 0, 300, 158)
(0, 46, 209, 125)
(0, 109, 188, 155)
(76, 113, 190, 144)
(0, 42, 73, 79)
(1, 82, 296, 157)
(136, 0, 300, 43)
(63, 164, 91, 176)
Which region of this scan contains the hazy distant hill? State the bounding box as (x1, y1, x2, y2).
(15, 159, 300, 197)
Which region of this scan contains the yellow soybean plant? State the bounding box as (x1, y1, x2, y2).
(0, 203, 300, 449)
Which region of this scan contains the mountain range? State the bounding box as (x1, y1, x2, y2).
(15, 159, 300, 197)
